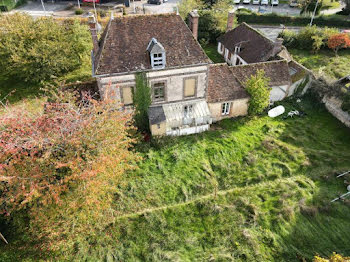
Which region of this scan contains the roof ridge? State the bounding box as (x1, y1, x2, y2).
(229, 59, 287, 69)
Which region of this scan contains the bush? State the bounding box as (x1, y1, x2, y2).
(0, 86, 139, 254)
(245, 70, 271, 115)
(0, 14, 91, 84)
(237, 12, 350, 28)
(97, 9, 107, 18)
(75, 8, 84, 15)
(279, 26, 339, 51)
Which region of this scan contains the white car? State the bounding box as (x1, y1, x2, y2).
(253, 0, 260, 4)
(243, 0, 251, 4)
(234, 0, 241, 4)
(271, 0, 279, 5)
(261, 0, 269, 5)
(289, 0, 298, 7)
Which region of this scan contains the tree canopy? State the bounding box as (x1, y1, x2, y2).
(0, 14, 91, 83)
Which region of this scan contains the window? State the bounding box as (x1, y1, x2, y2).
(184, 78, 196, 98)
(121, 86, 133, 105)
(153, 53, 164, 67)
(222, 102, 230, 115)
(218, 43, 224, 54)
(184, 104, 193, 118)
(153, 82, 165, 101)
(234, 46, 241, 53)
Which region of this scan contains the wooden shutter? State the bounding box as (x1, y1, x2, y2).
(122, 87, 133, 105)
(184, 78, 196, 97)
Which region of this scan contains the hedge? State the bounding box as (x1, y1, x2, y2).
(237, 12, 350, 28)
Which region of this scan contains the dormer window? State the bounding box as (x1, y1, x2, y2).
(234, 46, 241, 53)
(147, 38, 166, 69)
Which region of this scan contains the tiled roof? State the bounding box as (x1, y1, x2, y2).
(95, 14, 210, 75)
(230, 60, 292, 86)
(207, 60, 292, 103)
(207, 64, 249, 103)
(288, 60, 309, 83)
(217, 23, 278, 64)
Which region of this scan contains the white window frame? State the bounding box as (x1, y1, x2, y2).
(218, 42, 224, 54)
(151, 52, 166, 69)
(222, 102, 231, 115)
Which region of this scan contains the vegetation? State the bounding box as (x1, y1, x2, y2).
(0, 87, 139, 256)
(327, 33, 350, 56)
(0, 14, 91, 84)
(290, 48, 350, 80)
(0, 0, 26, 11)
(178, 0, 204, 19)
(300, 0, 323, 15)
(245, 70, 271, 115)
(133, 72, 152, 132)
(279, 26, 339, 52)
(314, 253, 350, 261)
(75, 8, 84, 15)
(201, 43, 225, 63)
(237, 12, 350, 27)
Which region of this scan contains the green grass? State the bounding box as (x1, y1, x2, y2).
(290, 48, 350, 80)
(202, 44, 225, 63)
(1, 97, 350, 261)
(321, 0, 341, 10)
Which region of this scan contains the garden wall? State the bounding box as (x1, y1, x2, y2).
(323, 96, 350, 128)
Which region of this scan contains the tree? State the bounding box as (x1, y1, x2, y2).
(244, 70, 271, 115)
(300, 0, 323, 15)
(327, 33, 350, 56)
(133, 72, 152, 132)
(0, 14, 91, 83)
(0, 86, 139, 252)
(177, 0, 204, 19)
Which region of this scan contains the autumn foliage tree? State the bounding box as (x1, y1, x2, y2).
(0, 87, 139, 254)
(327, 33, 350, 56)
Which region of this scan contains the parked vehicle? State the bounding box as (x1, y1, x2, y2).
(271, 0, 278, 5)
(147, 0, 162, 4)
(234, 0, 241, 4)
(243, 0, 251, 4)
(289, 0, 298, 7)
(260, 0, 268, 5)
(253, 0, 260, 4)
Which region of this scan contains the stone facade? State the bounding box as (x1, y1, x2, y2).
(208, 98, 249, 123)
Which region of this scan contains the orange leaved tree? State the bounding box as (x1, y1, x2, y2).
(0, 87, 140, 254)
(327, 33, 350, 56)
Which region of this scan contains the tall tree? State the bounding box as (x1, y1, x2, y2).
(133, 72, 152, 132)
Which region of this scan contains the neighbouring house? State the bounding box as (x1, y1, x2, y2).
(217, 11, 284, 66)
(89, 11, 311, 136)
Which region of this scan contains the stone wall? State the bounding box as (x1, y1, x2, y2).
(323, 96, 350, 128)
(208, 98, 249, 122)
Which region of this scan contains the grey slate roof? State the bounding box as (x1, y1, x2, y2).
(149, 106, 166, 125)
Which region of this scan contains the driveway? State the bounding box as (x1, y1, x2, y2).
(128, 0, 179, 14)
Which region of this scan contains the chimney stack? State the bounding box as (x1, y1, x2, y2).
(188, 10, 199, 40)
(88, 14, 99, 55)
(226, 10, 235, 32)
(273, 38, 284, 56)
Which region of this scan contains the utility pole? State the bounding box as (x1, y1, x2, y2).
(40, 0, 47, 16)
(77, 0, 80, 9)
(310, 0, 320, 26)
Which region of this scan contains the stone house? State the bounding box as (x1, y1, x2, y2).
(89, 11, 309, 136)
(217, 11, 283, 66)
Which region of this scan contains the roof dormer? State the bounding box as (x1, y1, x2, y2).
(147, 38, 166, 70)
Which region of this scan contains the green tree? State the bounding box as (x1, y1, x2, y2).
(300, 0, 323, 15)
(245, 70, 271, 115)
(133, 72, 152, 132)
(177, 0, 204, 19)
(0, 14, 91, 84)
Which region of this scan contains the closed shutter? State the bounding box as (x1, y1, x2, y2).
(122, 87, 133, 105)
(184, 78, 196, 97)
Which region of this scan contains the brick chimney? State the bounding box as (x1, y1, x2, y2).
(273, 38, 284, 56)
(88, 14, 99, 55)
(226, 10, 235, 32)
(188, 10, 199, 40)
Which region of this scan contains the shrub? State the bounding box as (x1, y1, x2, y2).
(75, 8, 84, 15)
(313, 252, 350, 261)
(327, 33, 350, 55)
(0, 86, 139, 253)
(0, 14, 91, 84)
(245, 70, 271, 115)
